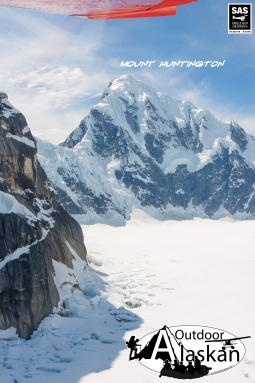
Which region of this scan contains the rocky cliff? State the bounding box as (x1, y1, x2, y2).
(37, 75, 255, 221)
(0, 94, 87, 339)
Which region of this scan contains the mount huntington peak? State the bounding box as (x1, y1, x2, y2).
(37, 75, 255, 222)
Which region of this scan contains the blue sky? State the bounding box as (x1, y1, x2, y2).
(0, 0, 254, 143)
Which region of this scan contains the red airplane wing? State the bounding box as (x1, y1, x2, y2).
(0, 0, 196, 19)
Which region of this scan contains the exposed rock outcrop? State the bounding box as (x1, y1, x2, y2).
(0, 94, 87, 339)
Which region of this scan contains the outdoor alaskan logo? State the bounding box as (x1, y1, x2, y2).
(126, 325, 251, 379)
(228, 4, 252, 33)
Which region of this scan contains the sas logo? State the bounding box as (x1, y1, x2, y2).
(228, 4, 252, 33)
(126, 325, 251, 379)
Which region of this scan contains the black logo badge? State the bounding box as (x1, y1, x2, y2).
(228, 4, 252, 33)
(126, 325, 251, 379)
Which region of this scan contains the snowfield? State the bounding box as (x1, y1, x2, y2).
(0, 210, 255, 383)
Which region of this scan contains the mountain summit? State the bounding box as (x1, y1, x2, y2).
(37, 75, 255, 221)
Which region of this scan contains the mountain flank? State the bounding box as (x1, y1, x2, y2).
(0, 93, 87, 339)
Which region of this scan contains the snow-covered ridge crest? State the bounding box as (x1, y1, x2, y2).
(0, 94, 36, 149)
(39, 75, 255, 220)
(0, 98, 20, 116)
(6, 132, 35, 147)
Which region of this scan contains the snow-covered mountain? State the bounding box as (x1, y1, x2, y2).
(37, 75, 255, 221)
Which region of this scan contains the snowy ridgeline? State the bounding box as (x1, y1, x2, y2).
(37, 75, 255, 222)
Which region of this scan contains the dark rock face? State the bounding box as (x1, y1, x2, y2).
(0, 240, 59, 339)
(0, 95, 87, 339)
(91, 109, 119, 158)
(60, 118, 88, 149)
(38, 75, 255, 220)
(230, 121, 248, 152)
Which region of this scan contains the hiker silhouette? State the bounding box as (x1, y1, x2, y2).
(126, 336, 140, 360)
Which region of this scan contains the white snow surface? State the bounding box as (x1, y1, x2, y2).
(0, 190, 37, 222)
(36, 136, 132, 219)
(0, 192, 55, 228)
(22, 127, 30, 134)
(0, 245, 31, 270)
(6, 133, 35, 148)
(0, 210, 254, 383)
(1, 98, 20, 117)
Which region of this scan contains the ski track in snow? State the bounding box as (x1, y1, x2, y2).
(0, 210, 255, 383)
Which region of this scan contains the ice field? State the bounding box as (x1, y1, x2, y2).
(0, 209, 255, 383)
